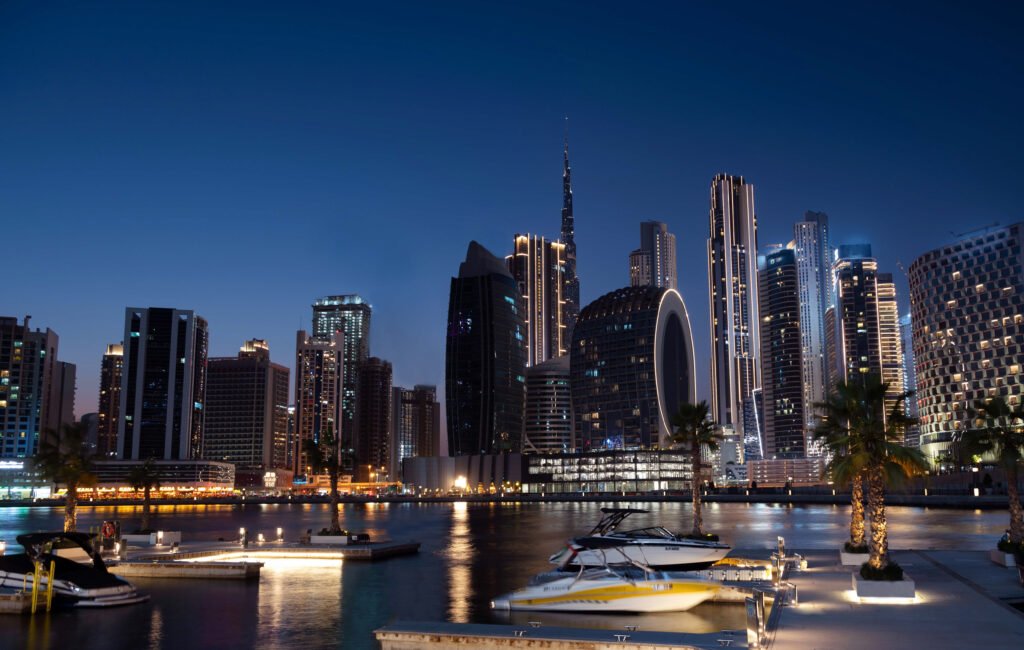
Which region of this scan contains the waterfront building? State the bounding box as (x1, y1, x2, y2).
(51, 361, 77, 436)
(792, 211, 832, 442)
(877, 273, 906, 418)
(117, 308, 208, 461)
(294, 330, 342, 476)
(0, 316, 70, 459)
(506, 234, 567, 366)
(445, 241, 527, 456)
(286, 404, 296, 470)
(746, 457, 827, 488)
(86, 459, 235, 496)
(561, 135, 580, 343)
(711, 427, 746, 485)
(203, 339, 291, 487)
(900, 314, 921, 448)
(629, 221, 677, 290)
(828, 245, 881, 386)
(97, 343, 123, 458)
(523, 355, 572, 453)
(707, 174, 762, 459)
(355, 357, 392, 481)
(908, 223, 1024, 459)
(390, 385, 441, 481)
(312, 295, 370, 470)
(571, 286, 696, 450)
(757, 247, 805, 458)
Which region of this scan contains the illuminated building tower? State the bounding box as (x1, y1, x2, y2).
(203, 340, 290, 484)
(355, 357, 392, 481)
(571, 286, 696, 449)
(792, 211, 832, 441)
(899, 314, 920, 448)
(390, 385, 440, 480)
(524, 355, 572, 453)
(908, 223, 1024, 459)
(877, 273, 906, 419)
(117, 308, 208, 460)
(506, 233, 566, 366)
(0, 316, 64, 458)
(707, 174, 761, 458)
(561, 134, 580, 342)
(828, 245, 880, 386)
(629, 221, 677, 290)
(312, 295, 371, 469)
(97, 343, 123, 458)
(446, 241, 527, 455)
(757, 247, 805, 458)
(294, 330, 341, 477)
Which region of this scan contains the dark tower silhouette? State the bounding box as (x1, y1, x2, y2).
(561, 125, 580, 341)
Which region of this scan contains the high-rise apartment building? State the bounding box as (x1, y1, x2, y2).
(312, 295, 370, 469)
(97, 343, 123, 457)
(877, 273, 906, 417)
(117, 308, 208, 460)
(355, 357, 392, 480)
(908, 223, 1024, 459)
(792, 212, 832, 439)
(899, 314, 920, 448)
(828, 245, 880, 387)
(707, 174, 761, 458)
(390, 385, 440, 480)
(757, 247, 805, 458)
(523, 355, 572, 453)
(507, 234, 566, 366)
(0, 316, 64, 458)
(561, 136, 580, 343)
(50, 361, 76, 435)
(446, 241, 527, 455)
(294, 330, 341, 476)
(203, 340, 290, 482)
(629, 221, 677, 290)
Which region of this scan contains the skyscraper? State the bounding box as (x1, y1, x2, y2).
(561, 134, 580, 342)
(629, 221, 677, 290)
(446, 241, 527, 455)
(828, 245, 880, 386)
(312, 295, 371, 469)
(0, 316, 63, 458)
(707, 174, 761, 458)
(97, 343, 123, 457)
(390, 385, 440, 480)
(523, 355, 572, 453)
(203, 340, 290, 484)
(877, 273, 906, 417)
(899, 314, 920, 448)
(757, 247, 805, 458)
(117, 307, 208, 460)
(792, 211, 832, 441)
(355, 357, 392, 480)
(507, 233, 566, 366)
(908, 223, 1024, 459)
(294, 330, 341, 476)
(50, 361, 77, 436)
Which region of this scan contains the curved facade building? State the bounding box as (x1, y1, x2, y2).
(571, 286, 696, 450)
(524, 355, 572, 453)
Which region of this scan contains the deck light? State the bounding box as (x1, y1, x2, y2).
(276, 527, 284, 542)
(257, 533, 265, 543)
(0, 540, 5, 556)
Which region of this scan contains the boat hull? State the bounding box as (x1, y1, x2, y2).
(493, 578, 718, 613)
(0, 554, 148, 608)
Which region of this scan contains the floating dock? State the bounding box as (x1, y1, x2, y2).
(0, 592, 32, 615)
(109, 560, 263, 580)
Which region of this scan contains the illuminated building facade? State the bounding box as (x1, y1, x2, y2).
(506, 233, 566, 366)
(629, 221, 677, 290)
(877, 273, 906, 418)
(117, 308, 208, 460)
(524, 355, 572, 453)
(97, 343, 123, 457)
(0, 316, 67, 459)
(792, 211, 832, 442)
(446, 241, 527, 455)
(707, 174, 761, 458)
(900, 314, 920, 448)
(390, 385, 440, 482)
(571, 286, 696, 450)
(908, 223, 1024, 459)
(561, 136, 580, 343)
(355, 356, 392, 480)
(294, 330, 341, 476)
(828, 245, 880, 387)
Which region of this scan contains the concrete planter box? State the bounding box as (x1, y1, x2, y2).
(853, 572, 916, 599)
(122, 531, 182, 546)
(990, 549, 1017, 567)
(310, 535, 349, 545)
(840, 550, 869, 566)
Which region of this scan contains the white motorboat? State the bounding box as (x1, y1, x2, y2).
(0, 532, 149, 608)
(491, 563, 719, 613)
(549, 508, 731, 571)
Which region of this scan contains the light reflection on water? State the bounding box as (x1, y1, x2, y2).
(0, 501, 1009, 649)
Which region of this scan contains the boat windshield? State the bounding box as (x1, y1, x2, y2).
(607, 526, 676, 540)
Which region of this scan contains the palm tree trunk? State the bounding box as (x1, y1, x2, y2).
(1007, 466, 1024, 545)
(329, 468, 341, 533)
(867, 465, 888, 570)
(142, 486, 151, 531)
(64, 483, 78, 533)
(691, 444, 703, 537)
(850, 471, 865, 547)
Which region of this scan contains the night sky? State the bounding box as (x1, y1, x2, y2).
(2, 1, 1021, 420)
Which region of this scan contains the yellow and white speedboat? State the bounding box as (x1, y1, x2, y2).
(491, 565, 719, 613)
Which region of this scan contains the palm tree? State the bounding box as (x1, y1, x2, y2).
(959, 397, 1024, 548)
(127, 457, 161, 532)
(817, 380, 927, 574)
(815, 382, 870, 552)
(670, 401, 722, 538)
(33, 422, 97, 533)
(302, 421, 342, 534)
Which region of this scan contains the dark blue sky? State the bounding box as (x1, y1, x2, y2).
(2, 1, 1021, 418)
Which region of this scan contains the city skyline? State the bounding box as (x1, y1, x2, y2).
(3, 2, 1021, 421)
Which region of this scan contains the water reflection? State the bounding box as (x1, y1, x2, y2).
(446, 501, 472, 622)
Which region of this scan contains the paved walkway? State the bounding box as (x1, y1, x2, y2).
(769, 550, 1024, 649)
